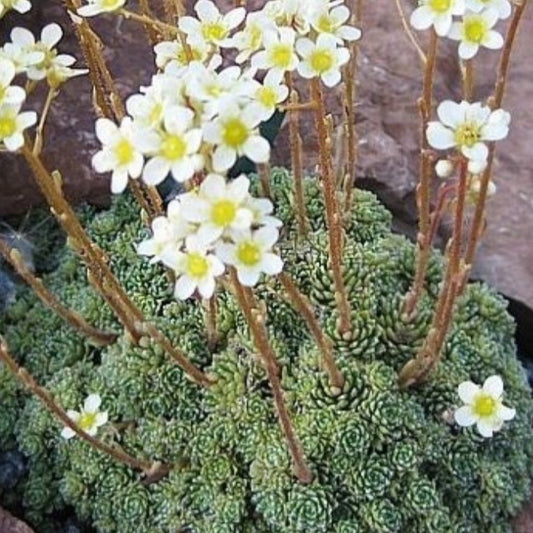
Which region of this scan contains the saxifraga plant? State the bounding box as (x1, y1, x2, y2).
(0, 0, 532, 532)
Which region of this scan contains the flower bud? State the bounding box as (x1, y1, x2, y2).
(435, 159, 454, 178)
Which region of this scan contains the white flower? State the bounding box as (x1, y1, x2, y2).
(0, 103, 37, 151)
(248, 70, 289, 122)
(435, 159, 454, 178)
(0, 59, 26, 106)
(448, 9, 503, 59)
(137, 204, 193, 268)
(154, 38, 210, 72)
(454, 375, 515, 438)
(264, 0, 316, 35)
(0, 0, 31, 18)
(251, 27, 299, 75)
(8, 24, 83, 85)
(186, 63, 250, 119)
(181, 173, 253, 244)
(179, 0, 245, 48)
(427, 100, 510, 162)
(231, 11, 277, 64)
(172, 239, 225, 300)
(465, 0, 511, 19)
(217, 226, 283, 286)
(78, 0, 126, 17)
(309, 4, 362, 43)
(296, 33, 350, 88)
(467, 157, 487, 174)
(410, 0, 465, 37)
(61, 394, 108, 439)
(204, 104, 270, 172)
(246, 196, 283, 229)
(135, 106, 203, 185)
(92, 117, 144, 194)
(1, 27, 44, 74)
(126, 74, 185, 128)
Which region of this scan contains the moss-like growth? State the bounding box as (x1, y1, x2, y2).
(1, 169, 532, 532)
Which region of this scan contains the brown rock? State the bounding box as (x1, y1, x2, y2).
(0, 507, 33, 533)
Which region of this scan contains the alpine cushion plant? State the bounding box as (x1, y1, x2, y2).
(0, 0, 532, 532)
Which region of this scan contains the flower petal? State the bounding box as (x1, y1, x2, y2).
(454, 405, 477, 427)
(458, 380, 480, 403)
(427, 122, 456, 150)
(483, 375, 503, 398)
(84, 393, 102, 413)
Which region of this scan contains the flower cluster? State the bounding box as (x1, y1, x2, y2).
(88, 0, 360, 299)
(410, 0, 510, 59)
(0, 23, 87, 87)
(137, 173, 283, 299)
(454, 375, 515, 438)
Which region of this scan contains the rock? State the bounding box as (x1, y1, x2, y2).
(0, 507, 33, 533)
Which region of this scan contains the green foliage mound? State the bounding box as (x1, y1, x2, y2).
(1, 169, 533, 532)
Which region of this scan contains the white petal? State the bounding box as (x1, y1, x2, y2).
(476, 419, 495, 438)
(174, 275, 196, 300)
(84, 393, 102, 413)
(322, 70, 342, 88)
(262, 253, 283, 275)
(95, 118, 118, 144)
(237, 266, 261, 287)
(95, 411, 109, 427)
(77, 4, 102, 16)
(11, 27, 35, 47)
(224, 7, 246, 29)
(447, 22, 462, 40)
(128, 152, 144, 179)
(462, 142, 488, 161)
(197, 276, 216, 299)
(4, 133, 24, 151)
(213, 145, 236, 172)
(483, 30, 504, 50)
(498, 405, 516, 421)
(458, 41, 479, 60)
(337, 26, 362, 41)
(111, 170, 129, 194)
(143, 157, 170, 185)
(482, 375, 503, 398)
(201, 173, 226, 199)
(17, 111, 37, 129)
(426, 123, 456, 150)
(242, 136, 270, 163)
(61, 427, 76, 439)
(433, 14, 452, 37)
(170, 157, 196, 183)
(458, 380, 480, 403)
(454, 405, 477, 427)
(410, 6, 434, 31)
(41, 23, 63, 48)
(295, 37, 315, 57)
(229, 174, 250, 201)
(215, 242, 235, 265)
(92, 151, 112, 173)
(0, 59, 15, 87)
(195, 0, 219, 22)
(437, 100, 466, 128)
(255, 226, 279, 248)
(66, 410, 81, 422)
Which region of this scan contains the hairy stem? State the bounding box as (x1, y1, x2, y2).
(393, 0, 427, 64)
(0, 337, 162, 475)
(288, 89, 309, 235)
(465, 0, 527, 268)
(33, 87, 58, 156)
(0, 238, 117, 346)
(120, 8, 180, 36)
(230, 270, 313, 484)
(279, 273, 344, 391)
(399, 159, 469, 387)
(310, 79, 352, 335)
(21, 144, 211, 387)
(403, 30, 438, 318)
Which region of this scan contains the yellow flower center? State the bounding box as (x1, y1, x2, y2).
(237, 241, 261, 266)
(473, 393, 497, 417)
(257, 87, 278, 109)
(177, 46, 203, 65)
(102, 0, 121, 8)
(211, 199, 237, 227)
(222, 118, 249, 148)
(454, 122, 481, 147)
(202, 22, 228, 43)
(310, 49, 334, 74)
(269, 44, 292, 69)
(316, 13, 335, 33)
(464, 17, 487, 43)
(0, 116, 16, 139)
(186, 253, 209, 278)
(161, 134, 187, 160)
(79, 412, 97, 432)
(429, 0, 452, 12)
(114, 138, 134, 165)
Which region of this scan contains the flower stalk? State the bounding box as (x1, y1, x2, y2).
(310, 78, 352, 335)
(230, 269, 313, 484)
(0, 238, 117, 346)
(0, 337, 164, 477)
(403, 29, 439, 318)
(21, 144, 212, 387)
(279, 272, 344, 392)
